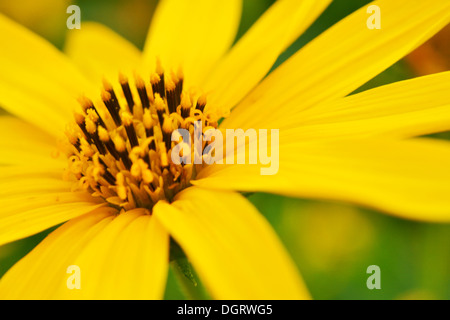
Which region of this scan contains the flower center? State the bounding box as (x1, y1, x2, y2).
(64, 61, 220, 211)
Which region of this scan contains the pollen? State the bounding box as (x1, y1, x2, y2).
(64, 62, 220, 211)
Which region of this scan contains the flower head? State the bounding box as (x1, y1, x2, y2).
(1, 0, 450, 299)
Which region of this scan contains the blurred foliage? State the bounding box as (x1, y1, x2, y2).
(251, 193, 450, 300)
(405, 25, 450, 76)
(0, 0, 70, 48)
(74, 0, 157, 49)
(0, 0, 449, 300)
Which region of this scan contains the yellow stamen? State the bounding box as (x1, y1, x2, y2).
(64, 61, 223, 211)
(98, 126, 110, 142)
(113, 135, 126, 153)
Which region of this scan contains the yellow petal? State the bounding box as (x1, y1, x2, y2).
(0, 207, 117, 299)
(278, 71, 450, 139)
(0, 186, 105, 246)
(143, 0, 242, 86)
(0, 208, 169, 299)
(62, 208, 169, 299)
(0, 14, 95, 136)
(194, 138, 450, 222)
(154, 187, 310, 299)
(223, 0, 450, 129)
(0, 166, 69, 198)
(203, 0, 331, 113)
(0, 116, 65, 167)
(64, 22, 142, 84)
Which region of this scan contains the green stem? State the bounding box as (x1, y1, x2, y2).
(171, 258, 207, 300)
(169, 238, 209, 300)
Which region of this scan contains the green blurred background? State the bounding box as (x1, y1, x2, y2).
(0, 0, 449, 300)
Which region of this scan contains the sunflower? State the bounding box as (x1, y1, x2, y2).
(1, 0, 450, 300)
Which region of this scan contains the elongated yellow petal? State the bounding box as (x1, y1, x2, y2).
(0, 116, 65, 167)
(223, 0, 450, 129)
(203, 0, 331, 114)
(61, 209, 169, 299)
(0, 164, 103, 247)
(194, 138, 450, 222)
(0, 187, 105, 246)
(143, 0, 242, 86)
(154, 187, 310, 299)
(0, 207, 117, 299)
(64, 22, 142, 84)
(0, 208, 169, 300)
(0, 167, 70, 198)
(276, 71, 450, 139)
(0, 14, 95, 136)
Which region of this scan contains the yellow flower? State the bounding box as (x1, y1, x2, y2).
(0, 0, 450, 299)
